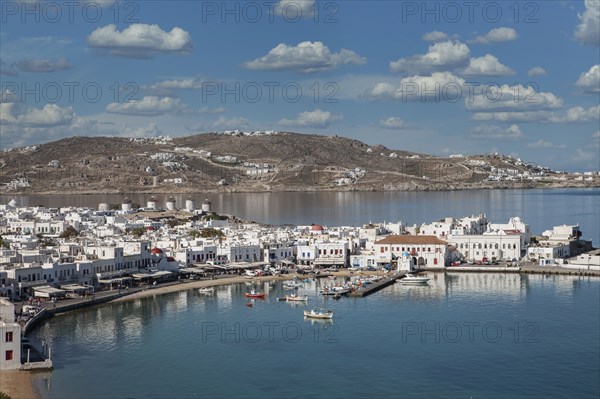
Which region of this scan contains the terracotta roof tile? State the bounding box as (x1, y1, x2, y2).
(375, 235, 447, 245)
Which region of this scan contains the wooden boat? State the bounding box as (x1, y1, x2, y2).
(286, 293, 308, 302)
(245, 290, 266, 299)
(400, 274, 430, 285)
(304, 309, 334, 319)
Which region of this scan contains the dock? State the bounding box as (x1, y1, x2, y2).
(349, 273, 404, 297)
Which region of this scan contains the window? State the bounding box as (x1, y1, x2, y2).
(5, 332, 13, 342)
(5, 350, 13, 361)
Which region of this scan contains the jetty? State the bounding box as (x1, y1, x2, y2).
(349, 273, 404, 297)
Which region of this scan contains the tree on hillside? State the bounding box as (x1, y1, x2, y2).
(59, 226, 79, 239)
(200, 228, 224, 239)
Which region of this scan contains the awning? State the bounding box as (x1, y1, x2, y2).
(60, 284, 93, 292)
(132, 271, 173, 280)
(179, 267, 206, 274)
(33, 285, 66, 298)
(98, 277, 132, 284)
(226, 262, 267, 270)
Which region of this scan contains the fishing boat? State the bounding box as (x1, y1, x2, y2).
(400, 274, 430, 285)
(244, 290, 266, 299)
(304, 309, 334, 319)
(198, 287, 214, 295)
(283, 281, 302, 290)
(286, 293, 308, 302)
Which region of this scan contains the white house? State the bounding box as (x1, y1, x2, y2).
(0, 298, 21, 370)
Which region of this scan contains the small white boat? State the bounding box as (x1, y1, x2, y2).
(284, 282, 302, 289)
(286, 293, 308, 302)
(400, 274, 430, 285)
(198, 287, 215, 294)
(304, 309, 333, 319)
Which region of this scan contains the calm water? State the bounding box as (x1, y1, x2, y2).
(2, 188, 600, 244)
(31, 273, 600, 399)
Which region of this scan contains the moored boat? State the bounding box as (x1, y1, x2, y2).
(286, 293, 308, 301)
(400, 274, 430, 285)
(245, 290, 266, 298)
(304, 309, 334, 319)
(198, 287, 214, 295)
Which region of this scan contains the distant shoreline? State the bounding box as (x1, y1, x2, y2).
(1, 183, 598, 196)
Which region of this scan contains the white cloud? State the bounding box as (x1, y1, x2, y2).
(549, 105, 600, 123)
(274, 0, 315, 18)
(122, 123, 163, 138)
(470, 124, 523, 140)
(593, 131, 600, 139)
(87, 24, 193, 57)
(0, 59, 18, 76)
(106, 96, 188, 116)
(0, 102, 18, 124)
(14, 57, 70, 73)
(279, 109, 342, 128)
(528, 67, 546, 77)
(575, 65, 600, 93)
(469, 27, 518, 44)
(461, 54, 515, 77)
(465, 84, 563, 112)
(527, 140, 566, 149)
(575, 148, 597, 161)
(471, 105, 599, 123)
(142, 78, 203, 91)
(17, 104, 74, 127)
(212, 116, 250, 129)
(575, 0, 600, 46)
(198, 107, 226, 114)
(471, 111, 553, 122)
(243, 41, 366, 73)
(390, 41, 470, 74)
(366, 72, 466, 102)
(379, 117, 407, 129)
(422, 31, 449, 42)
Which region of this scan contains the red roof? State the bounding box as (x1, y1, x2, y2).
(311, 224, 324, 231)
(151, 247, 163, 254)
(375, 235, 447, 245)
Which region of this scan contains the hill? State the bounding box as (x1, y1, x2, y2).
(0, 132, 595, 194)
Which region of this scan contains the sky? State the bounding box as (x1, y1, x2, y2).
(0, 0, 599, 171)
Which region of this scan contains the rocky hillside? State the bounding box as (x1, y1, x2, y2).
(0, 132, 595, 194)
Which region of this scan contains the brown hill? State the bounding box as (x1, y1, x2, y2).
(0, 132, 591, 194)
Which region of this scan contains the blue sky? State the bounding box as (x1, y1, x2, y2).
(1, 0, 599, 171)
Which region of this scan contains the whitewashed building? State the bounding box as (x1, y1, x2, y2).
(0, 298, 21, 370)
(374, 235, 448, 268)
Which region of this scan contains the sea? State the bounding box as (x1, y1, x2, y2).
(5, 188, 600, 398)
